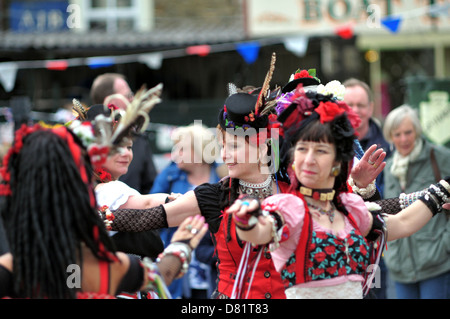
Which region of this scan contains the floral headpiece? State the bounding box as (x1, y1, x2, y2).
(278, 83, 360, 135)
(288, 68, 320, 83)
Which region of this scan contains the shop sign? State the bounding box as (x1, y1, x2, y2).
(246, 0, 449, 37)
(10, 1, 70, 33)
(420, 91, 450, 146)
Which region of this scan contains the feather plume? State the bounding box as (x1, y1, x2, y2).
(255, 52, 276, 116)
(110, 83, 163, 147)
(72, 98, 87, 120)
(227, 83, 238, 96)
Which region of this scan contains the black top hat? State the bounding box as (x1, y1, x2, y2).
(218, 93, 269, 135)
(281, 77, 320, 93)
(281, 69, 321, 93)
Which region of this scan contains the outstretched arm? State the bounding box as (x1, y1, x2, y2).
(104, 191, 201, 232)
(373, 179, 450, 241)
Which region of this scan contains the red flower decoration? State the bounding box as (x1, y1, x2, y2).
(95, 167, 112, 183)
(326, 264, 338, 275)
(359, 244, 367, 256)
(314, 251, 327, 263)
(315, 101, 345, 124)
(312, 267, 325, 276)
(88, 145, 110, 168)
(294, 70, 313, 79)
(324, 245, 336, 256)
(315, 232, 328, 240)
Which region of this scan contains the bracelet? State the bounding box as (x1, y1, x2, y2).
(419, 191, 442, 216)
(439, 179, 450, 193)
(348, 176, 376, 199)
(430, 184, 450, 204)
(141, 257, 170, 299)
(157, 242, 192, 279)
(98, 205, 115, 230)
(399, 190, 425, 209)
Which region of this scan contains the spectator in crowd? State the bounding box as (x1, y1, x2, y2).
(382, 104, 450, 299)
(343, 78, 393, 299)
(150, 123, 223, 298)
(343, 78, 392, 196)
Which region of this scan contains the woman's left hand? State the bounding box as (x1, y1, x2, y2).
(171, 215, 208, 250)
(351, 144, 386, 188)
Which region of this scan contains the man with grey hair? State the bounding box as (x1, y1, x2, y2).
(343, 78, 392, 195)
(343, 78, 392, 300)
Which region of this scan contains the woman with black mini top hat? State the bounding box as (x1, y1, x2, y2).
(99, 54, 294, 299)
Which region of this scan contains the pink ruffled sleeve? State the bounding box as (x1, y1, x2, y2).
(262, 194, 306, 272)
(339, 192, 371, 235)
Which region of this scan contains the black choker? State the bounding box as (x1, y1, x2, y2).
(299, 186, 335, 201)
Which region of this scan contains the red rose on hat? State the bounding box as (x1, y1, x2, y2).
(315, 101, 345, 124)
(294, 70, 313, 79)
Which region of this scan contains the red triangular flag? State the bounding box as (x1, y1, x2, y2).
(335, 24, 354, 39)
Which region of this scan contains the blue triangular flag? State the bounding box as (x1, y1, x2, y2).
(381, 16, 402, 33)
(236, 42, 260, 64)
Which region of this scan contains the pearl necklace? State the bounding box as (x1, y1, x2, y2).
(239, 175, 273, 199)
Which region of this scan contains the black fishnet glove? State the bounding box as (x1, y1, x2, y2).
(101, 205, 168, 232)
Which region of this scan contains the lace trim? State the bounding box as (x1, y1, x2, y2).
(285, 280, 363, 299)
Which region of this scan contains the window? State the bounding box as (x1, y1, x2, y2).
(71, 0, 153, 32)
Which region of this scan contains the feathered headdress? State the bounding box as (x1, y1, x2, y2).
(70, 83, 163, 167)
(219, 53, 280, 134)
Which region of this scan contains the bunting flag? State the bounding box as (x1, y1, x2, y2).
(138, 53, 163, 70)
(0, 62, 18, 93)
(86, 57, 116, 69)
(335, 24, 354, 39)
(45, 60, 69, 71)
(186, 45, 211, 57)
(236, 42, 260, 64)
(381, 16, 402, 33)
(283, 36, 309, 57)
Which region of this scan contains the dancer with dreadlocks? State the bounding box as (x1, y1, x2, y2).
(0, 85, 208, 299)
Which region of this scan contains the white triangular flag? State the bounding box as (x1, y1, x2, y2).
(283, 36, 309, 57)
(138, 53, 163, 70)
(0, 62, 18, 92)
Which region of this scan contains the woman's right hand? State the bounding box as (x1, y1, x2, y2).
(171, 215, 208, 250)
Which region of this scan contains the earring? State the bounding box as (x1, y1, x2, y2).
(331, 165, 341, 177)
(291, 162, 296, 172)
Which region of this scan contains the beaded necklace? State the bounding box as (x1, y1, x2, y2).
(306, 201, 336, 223)
(238, 175, 273, 199)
